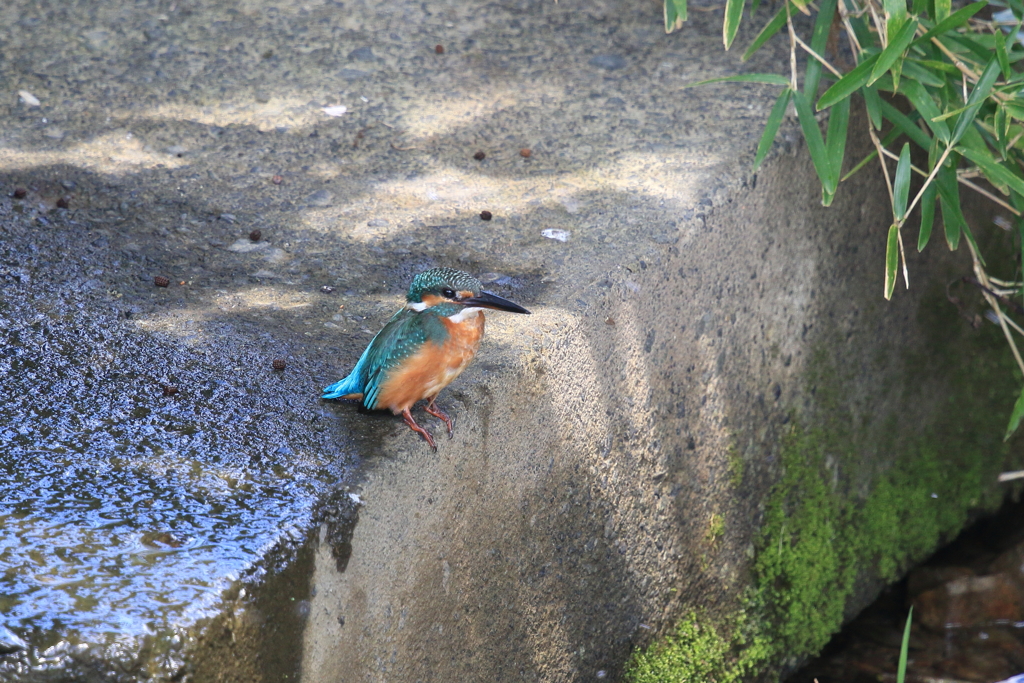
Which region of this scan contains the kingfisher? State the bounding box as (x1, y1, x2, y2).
(322, 267, 531, 450)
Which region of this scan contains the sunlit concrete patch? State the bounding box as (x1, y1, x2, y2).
(0, 132, 190, 173)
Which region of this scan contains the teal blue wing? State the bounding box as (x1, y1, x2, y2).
(324, 308, 450, 410)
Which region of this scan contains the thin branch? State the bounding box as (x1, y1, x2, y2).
(898, 145, 953, 228)
(793, 33, 844, 78)
(786, 1, 799, 91)
(897, 224, 910, 289)
(878, 145, 928, 178)
(867, 0, 887, 49)
(991, 276, 1024, 288)
(869, 126, 895, 205)
(931, 36, 981, 83)
(966, 238, 1024, 377)
(837, 0, 864, 56)
(958, 177, 1022, 217)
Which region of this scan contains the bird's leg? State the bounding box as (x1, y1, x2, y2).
(402, 407, 437, 451)
(424, 397, 455, 439)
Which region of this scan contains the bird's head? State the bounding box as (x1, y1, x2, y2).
(406, 267, 531, 314)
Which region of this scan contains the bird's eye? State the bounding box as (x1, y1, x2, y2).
(442, 288, 456, 299)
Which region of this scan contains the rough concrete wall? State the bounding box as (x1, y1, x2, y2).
(299, 116, 1015, 681)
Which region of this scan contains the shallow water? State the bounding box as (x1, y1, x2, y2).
(0, 262, 345, 660)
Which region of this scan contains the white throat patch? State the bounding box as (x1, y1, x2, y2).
(446, 307, 483, 323)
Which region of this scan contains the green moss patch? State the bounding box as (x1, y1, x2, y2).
(627, 295, 1016, 681)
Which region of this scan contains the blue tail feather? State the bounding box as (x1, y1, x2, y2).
(322, 372, 362, 399)
(322, 343, 372, 399)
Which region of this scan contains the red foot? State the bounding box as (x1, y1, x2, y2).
(402, 408, 436, 451)
(425, 399, 455, 439)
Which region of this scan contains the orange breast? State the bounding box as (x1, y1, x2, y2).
(374, 312, 485, 414)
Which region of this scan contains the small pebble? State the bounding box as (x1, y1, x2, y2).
(56, 196, 69, 209)
(272, 358, 287, 371)
(520, 148, 532, 158)
(435, 44, 444, 54)
(154, 275, 170, 287)
(12, 188, 26, 199)
(479, 210, 492, 221)
(249, 229, 262, 242)
(321, 285, 336, 294)
(473, 150, 486, 161)
(272, 174, 283, 185)
(162, 385, 179, 397)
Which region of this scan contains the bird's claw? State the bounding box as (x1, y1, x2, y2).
(425, 401, 455, 439)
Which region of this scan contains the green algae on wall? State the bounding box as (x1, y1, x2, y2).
(627, 311, 1017, 681)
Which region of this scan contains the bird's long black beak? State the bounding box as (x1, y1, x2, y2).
(462, 291, 531, 314)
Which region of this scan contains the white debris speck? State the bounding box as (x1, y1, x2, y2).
(226, 238, 268, 253)
(348, 493, 363, 505)
(321, 105, 348, 117)
(541, 228, 571, 242)
(931, 492, 938, 498)
(18, 90, 40, 107)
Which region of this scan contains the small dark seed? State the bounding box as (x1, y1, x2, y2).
(479, 210, 492, 221)
(435, 44, 444, 54)
(163, 385, 179, 397)
(154, 275, 170, 287)
(473, 151, 486, 161)
(272, 358, 286, 371)
(272, 175, 283, 185)
(320, 285, 336, 294)
(56, 196, 70, 209)
(249, 229, 262, 242)
(12, 188, 26, 199)
(520, 148, 532, 158)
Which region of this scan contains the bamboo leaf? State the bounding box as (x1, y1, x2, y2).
(754, 89, 793, 171)
(870, 19, 920, 87)
(742, 3, 789, 61)
(935, 156, 964, 250)
(884, 0, 908, 41)
(879, 100, 932, 148)
(793, 89, 834, 195)
(665, 0, 686, 33)
(1006, 386, 1024, 441)
(842, 127, 903, 182)
(900, 79, 950, 143)
(894, 143, 912, 220)
(918, 180, 936, 250)
(724, 0, 745, 49)
(885, 224, 899, 300)
(896, 608, 913, 683)
(901, 59, 946, 87)
(940, 195, 962, 249)
(997, 24, 1012, 80)
(687, 73, 792, 87)
(914, 2, 986, 44)
(864, 85, 883, 130)
(825, 96, 850, 189)
(935, 0, 951, 22)
(951, 58, 1001, 145)
(805, 0, 838, 98)
(958, 145, 1024, 198)
(817, 53, 881, 110)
